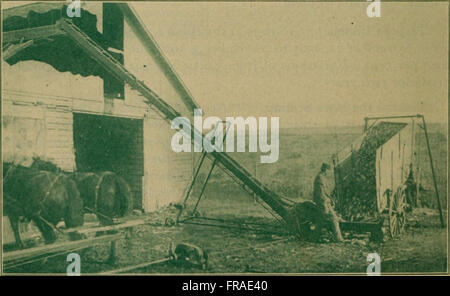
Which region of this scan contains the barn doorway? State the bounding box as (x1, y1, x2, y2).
(73, 113, 144, 209)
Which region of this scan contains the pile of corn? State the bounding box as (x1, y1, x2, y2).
(335, 122, 407, 221)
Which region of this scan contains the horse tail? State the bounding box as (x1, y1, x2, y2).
(63, 176, 85, 228)
(115, 175, 133, 217)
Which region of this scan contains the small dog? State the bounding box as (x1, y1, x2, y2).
(169, 241, 208, 270)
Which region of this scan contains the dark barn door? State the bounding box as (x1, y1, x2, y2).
(73, 113, 144, 209)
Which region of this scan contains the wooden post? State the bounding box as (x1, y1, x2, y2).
(108, 241, 117, 265)
(416, 167, 421, 207)
(125, 227, 134, 251)
(192, 158, 217, 214)
(420, 116, 444, 227)
(254, 151, 257, 204)
(176, 151, 208, 221)
(332, 156, 340, 207)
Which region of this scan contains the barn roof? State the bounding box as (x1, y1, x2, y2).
(2, 2, 65, 20)
(2, 2, 200, 112)
(2, 2, 111, 78)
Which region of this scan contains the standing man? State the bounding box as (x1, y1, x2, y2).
(313, 163, 344, 242)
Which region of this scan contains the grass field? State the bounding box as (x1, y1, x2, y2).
(4, 123, 447, 274)
(195, 123, 447, 209)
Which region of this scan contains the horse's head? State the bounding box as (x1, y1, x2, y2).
(31, 157, 60, 173)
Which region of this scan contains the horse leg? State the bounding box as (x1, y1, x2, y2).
(115, 176, 133, 217)
(63, 178, 85, 228)
(9, 215, 24, 249)
(98, 214, 114, 227)
(32, 216, 57, 244)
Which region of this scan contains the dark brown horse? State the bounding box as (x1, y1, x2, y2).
(72, 172, 133, 225)
(31, 158, 133, 226)
(3, 162, 84, 248)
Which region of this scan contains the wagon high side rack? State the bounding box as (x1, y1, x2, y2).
(364, 114, 445, 229)
(331, 114, 444, 240)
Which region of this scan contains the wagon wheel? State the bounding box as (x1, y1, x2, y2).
(290, 201, 323, 242)
(298, 219, 322, 242)
(389, 186, 407, 238)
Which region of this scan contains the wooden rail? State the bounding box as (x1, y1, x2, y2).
(4, 233, 123, 269)
(3, 24, 65, 43)
(64, 219, 148, 236)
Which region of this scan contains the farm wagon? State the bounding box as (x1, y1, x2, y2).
(332, 115, 444, 238)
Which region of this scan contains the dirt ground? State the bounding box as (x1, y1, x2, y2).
(4, 126, 447, 274)
(5, 193, 447, 275)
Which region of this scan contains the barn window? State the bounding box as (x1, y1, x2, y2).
(103, 3, 125, 99)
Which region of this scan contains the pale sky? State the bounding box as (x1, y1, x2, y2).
(134, 2, 448, 127)
(3, 2, 448, 127)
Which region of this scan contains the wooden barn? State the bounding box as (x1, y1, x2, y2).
(2, 2, 197, 213)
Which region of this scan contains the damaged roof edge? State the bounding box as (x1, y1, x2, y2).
(2, 4, 113, 79)
(3, 24, 65, 43)
(2, 2, 65, 19)
(3, 2, 201, 112)
(3, 40, 34, 60)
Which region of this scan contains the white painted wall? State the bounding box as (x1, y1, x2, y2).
(2, 5, 194, 211)
(2, 59, 102, 172)
(123, 21, 192, 117)
(124, 19, 194, 211)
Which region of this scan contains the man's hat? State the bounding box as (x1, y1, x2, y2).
(321, 163, 331, 170)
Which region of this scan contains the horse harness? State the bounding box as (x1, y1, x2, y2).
(39, 171, 65, 212)
(3, 165, 63, 209)
(93, 171, 115, 212)
(3, 165, 66, 235)
(38, 172, 73, 236)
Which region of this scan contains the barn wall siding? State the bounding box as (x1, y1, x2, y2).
(4, 89, 193, 211)
(2, 61, 104, 102)
(124, 19, 195, 211)
(45, 109, 75, 172)
(2, 6, 195, 211)
(2, 103, 46, 166)
(123, 22, 193, 119)
(143, 116, 193, 212)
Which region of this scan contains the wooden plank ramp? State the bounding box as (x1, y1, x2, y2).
(63, 218, 149, 236)
(4, 218, 151, 270)
(4, 233, 123, 269)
